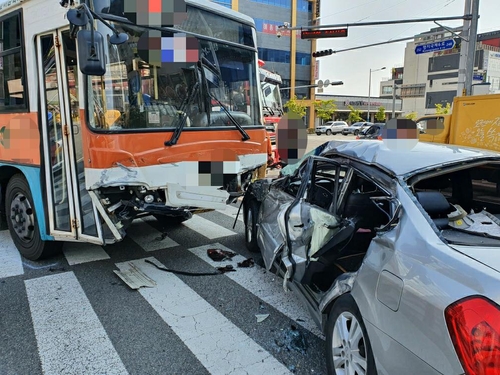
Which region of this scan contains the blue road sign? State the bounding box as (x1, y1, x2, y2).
(415, 39, 456, 54)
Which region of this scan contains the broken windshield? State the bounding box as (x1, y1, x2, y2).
(86, 22, 261, 131)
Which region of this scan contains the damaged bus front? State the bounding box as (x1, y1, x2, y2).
(0, 0, 267, 260)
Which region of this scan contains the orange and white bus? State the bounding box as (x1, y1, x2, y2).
(0, 0, 268, 260)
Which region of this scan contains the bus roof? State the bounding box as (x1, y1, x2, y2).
(186, 0, 256, 28)
(0, 0, 256, 29)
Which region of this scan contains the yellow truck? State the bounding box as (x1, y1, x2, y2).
(417, 93, 500, 152)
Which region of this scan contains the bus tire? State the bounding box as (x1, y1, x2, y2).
(5, 174, 61, 261)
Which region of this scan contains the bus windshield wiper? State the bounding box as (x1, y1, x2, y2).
(197, 59, 250, 141)
(209, 93, 250, 141)
(164, 82, 200, 146)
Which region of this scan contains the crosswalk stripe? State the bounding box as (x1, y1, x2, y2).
(116, 257, 291, 375)
(187, 243, 323, 338)
(126, 219, 180, 251)
(215, 203, 244, 223)
(181, 215, 237, 239)
(0, 231, 24, 278)
(25, 272, 128, 375)
(63, 242, 110, 265)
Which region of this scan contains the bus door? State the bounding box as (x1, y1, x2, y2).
(36, 29, 104, 245)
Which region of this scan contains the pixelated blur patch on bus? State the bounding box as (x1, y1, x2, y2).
(123, 0, 188, 28)
(382, 118, 419, 151)
(276, 112, 308, 165)
(137, 30, 199, 72)
(195, 161, 240, 187)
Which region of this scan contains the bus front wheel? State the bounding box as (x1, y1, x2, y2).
(6, 174, 61, 261)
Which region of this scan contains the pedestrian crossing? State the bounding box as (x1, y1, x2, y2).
(0, 205, 327, 375)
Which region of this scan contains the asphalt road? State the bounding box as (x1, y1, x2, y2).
(0, 200, 328, 375)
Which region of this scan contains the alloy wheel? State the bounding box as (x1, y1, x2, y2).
(331, 312, 367, 375)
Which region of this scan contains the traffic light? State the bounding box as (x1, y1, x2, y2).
(312, 49, 333, 58)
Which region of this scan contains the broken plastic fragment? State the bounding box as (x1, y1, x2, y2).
(237, 258, 255, 268)
(207, 248, 237, 261)
(256, 314, 269, 323)
(216, 265, 236, 274)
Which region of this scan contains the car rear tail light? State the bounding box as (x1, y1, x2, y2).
(377, 136, 383, 140)
(445, 295, 500, 375)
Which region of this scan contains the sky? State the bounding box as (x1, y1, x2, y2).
(316, 0, 500, 97)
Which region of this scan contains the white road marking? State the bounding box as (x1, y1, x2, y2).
(188, 243, 324, 338)
(63, 242, 110, 265)
(126, 219, 179, 251)
(116, 258, 291, 375)
(215, 203, 244, 223)
(25, 272, 128, 375)
(0, 231, 24, 278)
(182, 215, 237, 239)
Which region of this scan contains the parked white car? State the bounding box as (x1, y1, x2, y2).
(316, 121, 348, 135)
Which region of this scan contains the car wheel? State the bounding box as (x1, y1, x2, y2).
(244, 199, 260, 253)
(316, 133, 321, 136)
(326, 294, 376, 375)
(6, 174, 62, 261)
(326, 130, 332, 136)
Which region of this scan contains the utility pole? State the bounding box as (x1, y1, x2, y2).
(457, 0, 479, 96)
(465, 0, 480, 96)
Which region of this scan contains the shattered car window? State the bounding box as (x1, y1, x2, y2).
(411, 162, 500, 246)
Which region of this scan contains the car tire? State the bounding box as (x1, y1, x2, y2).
(326, 294, 377, 375)
(326, 130, 332, 136)
(6, 174, 62, 261)
(316, 133, 321, 136)
(342, 133, 348, 136)
(244, 199, 260, 253)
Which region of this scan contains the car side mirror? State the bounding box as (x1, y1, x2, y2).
(76, 29, 106, 76)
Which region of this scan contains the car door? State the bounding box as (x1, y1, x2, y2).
(281, 157, 348, 284)
(257, 161, 310, 270)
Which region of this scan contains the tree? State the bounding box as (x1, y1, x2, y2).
(283, 95, 307, 118)
(435, 103, 451, 114)
(375, 106, 386, 122)
(347, 105, 363, 123)
(314, 99, 337, 122)
(405, 112, 418, 121)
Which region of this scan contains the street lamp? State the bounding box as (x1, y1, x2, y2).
(367, 66, 386, 122)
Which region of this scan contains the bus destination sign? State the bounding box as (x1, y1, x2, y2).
(301, 28, 348, 39)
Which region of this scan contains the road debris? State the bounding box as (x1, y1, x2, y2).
(216, 265, 236, 274)
(114, 262, 157, 290)
(282, 325, 308, 355)
(256, 314, 269, 323)
(237, 258, 254, 268)
(207, 248, 237, 261)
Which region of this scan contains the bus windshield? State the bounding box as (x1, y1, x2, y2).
(87, 12, 261, 131)
(261, 81, 283, 116)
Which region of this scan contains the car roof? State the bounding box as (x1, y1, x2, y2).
(318, 140, 500, 177)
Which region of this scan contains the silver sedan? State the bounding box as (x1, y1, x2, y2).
(242, 140, 500, 375)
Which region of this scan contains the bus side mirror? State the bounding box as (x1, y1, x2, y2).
(76, 30, 106, 76)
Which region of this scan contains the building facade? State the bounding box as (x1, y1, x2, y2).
(211, 0, 314, 103)
(315, 94, 403, 123)
(383, 27, 500, 118)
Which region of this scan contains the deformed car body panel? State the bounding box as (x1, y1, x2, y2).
(246, 140, 500, 375)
